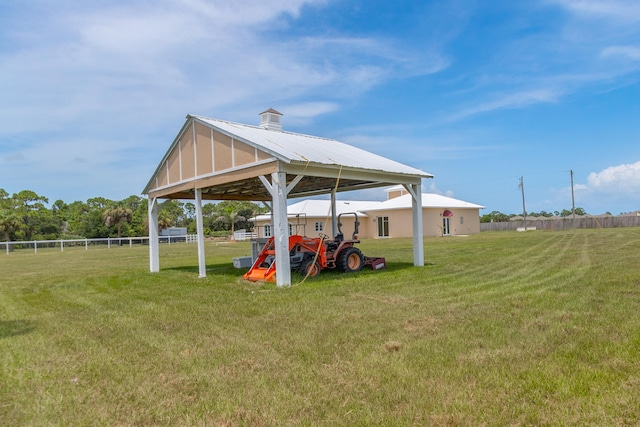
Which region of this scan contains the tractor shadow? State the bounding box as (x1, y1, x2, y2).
(0, 320, 36, 339)
(385, 261, 437, 270)
(317, 261, 434, 276)
(165, 261, 435, 280)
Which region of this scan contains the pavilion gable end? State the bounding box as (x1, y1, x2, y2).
(146, 119, 276, 194)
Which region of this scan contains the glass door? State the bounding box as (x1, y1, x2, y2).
(377, 216, 389, 237)
(442, 217, 450, 236)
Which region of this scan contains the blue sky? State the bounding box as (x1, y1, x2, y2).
(2, 0, 640, 215)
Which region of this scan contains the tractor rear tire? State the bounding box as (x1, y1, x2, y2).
(337, 247, 364, 273)
(301, 259, 322, 278)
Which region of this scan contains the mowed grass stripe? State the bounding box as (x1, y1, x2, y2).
(468, 231, 620, 299)
(416, 233, 566, 299)
(476, 232, 592, 297)
(419, 232, 579, 301)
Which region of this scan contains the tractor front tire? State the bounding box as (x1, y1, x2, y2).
(301, 259, 322, 278)
(337, 247, 364, 273)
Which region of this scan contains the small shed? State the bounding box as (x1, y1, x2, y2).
(143, 109, 433, 286)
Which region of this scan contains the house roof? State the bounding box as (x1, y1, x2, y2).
(253, 199, 378, 221)
(386, 184, 406, 192)
(362, 193, 485, 212)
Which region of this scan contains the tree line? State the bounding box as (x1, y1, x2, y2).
(0, 189, 267, 242)
(480, 208, 593, 223)
(2, 187, 604, 241)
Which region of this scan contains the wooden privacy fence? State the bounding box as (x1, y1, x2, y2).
(481, 216, 640, 232)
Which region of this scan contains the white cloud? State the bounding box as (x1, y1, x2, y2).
(440, 0, 640, 125)
(0, 0, 446, 137)
(0, 0, 452, 201)
(601, 45, 640, 60)
(548, 164, 640, 214)
(586, 161, 640, 193)
(279, 102, 339, 126)
(427, 182, 455, 198)
(549, 0, 640, 23)
(448, 89, 563, 122)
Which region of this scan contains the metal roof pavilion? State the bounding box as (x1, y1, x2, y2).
(143, 110, 433, 286)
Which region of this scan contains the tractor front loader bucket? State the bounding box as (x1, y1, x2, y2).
(243, 237, 277, 282)
(243, 264, 277, 282)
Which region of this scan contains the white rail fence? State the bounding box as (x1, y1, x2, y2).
(233, 229, 257, 241)
(1, 235, 198, 255)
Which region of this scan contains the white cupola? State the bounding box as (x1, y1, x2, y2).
(259, 108, 283, 132)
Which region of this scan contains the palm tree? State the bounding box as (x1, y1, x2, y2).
(0, 189, 21, 244)
(0, 209, 21, 243)
(158, 215, 172, 233)
(217, 206, 245, 240)
(142, 214, 171, 235)
(103, 207, 133, 238)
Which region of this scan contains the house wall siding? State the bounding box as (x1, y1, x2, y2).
(365, 208, 481, 237)
(253, 215, 372, 240)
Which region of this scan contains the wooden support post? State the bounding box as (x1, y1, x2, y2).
(271, 172, 291, 287)
(258, 172, 302, 287)
(404, 183, 424, 267)
(149, 196, 160, 272)
(195, 188, 207, 278)
(331, 188, 338, 238)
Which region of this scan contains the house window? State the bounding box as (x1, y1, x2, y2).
(264, 224, 294, 237)
(377, 216, 389, 238)
(315, 222, 323, 232)
(460, 216, 464, 225)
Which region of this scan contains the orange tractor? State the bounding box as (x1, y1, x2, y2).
(243, 213, 386, 282)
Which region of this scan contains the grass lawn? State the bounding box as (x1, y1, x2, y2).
(1, 229, 640, 426)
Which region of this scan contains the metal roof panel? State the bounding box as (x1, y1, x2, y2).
(192, 115, 432, 178)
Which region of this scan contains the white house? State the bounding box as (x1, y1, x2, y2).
(252, 185, 484, 238)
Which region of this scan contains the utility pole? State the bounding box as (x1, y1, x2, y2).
(570, 169, 576, 220)
(519, 176, 527, 228)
